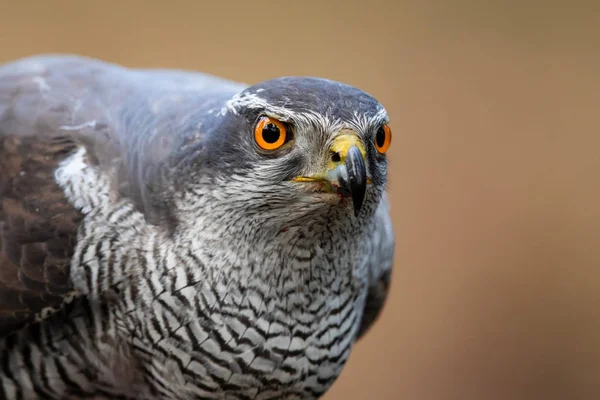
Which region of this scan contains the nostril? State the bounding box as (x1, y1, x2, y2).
(331, 152, 341, 163)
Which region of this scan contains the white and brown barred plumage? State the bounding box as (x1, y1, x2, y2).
(0, 55, 395, 399)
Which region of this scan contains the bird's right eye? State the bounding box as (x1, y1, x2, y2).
(254, 116, 290, 150)
(374, 124, 392, 154)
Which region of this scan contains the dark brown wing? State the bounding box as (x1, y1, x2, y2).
(0, 135, 82, 336)
(0, 55, 119, 336)
(0, 54, 246, 337)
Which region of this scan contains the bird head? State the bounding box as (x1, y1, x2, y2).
(177, 77, 391, 230)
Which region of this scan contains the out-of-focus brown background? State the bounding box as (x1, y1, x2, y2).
(2, 1, 599, 399)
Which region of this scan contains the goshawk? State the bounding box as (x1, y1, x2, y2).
(0, 55, 395, 399)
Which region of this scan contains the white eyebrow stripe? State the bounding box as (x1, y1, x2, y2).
(223, 91, 389, 133)
(223, 92, 303, 120)
(347, 107, 390, 134)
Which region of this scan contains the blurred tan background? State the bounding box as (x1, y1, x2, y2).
(1, 1, 599, 399)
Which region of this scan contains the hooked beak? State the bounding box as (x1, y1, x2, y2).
(293, 132, 369, 216)
(336, 145, 367, 216)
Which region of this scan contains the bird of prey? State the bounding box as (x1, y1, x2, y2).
(0, 54, 395, 399)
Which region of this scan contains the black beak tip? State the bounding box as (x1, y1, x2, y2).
(352, 190, 364, 216)
(353, 203, 362, 217)
(346, 146, 367, 217)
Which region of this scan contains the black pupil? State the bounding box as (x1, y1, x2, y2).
(376, 127, 386, 147)
(262, 124, 282, 144)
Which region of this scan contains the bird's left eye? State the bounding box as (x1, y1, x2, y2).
(254, 116, 291, 150)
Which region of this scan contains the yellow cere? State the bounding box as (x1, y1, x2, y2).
(327, 131, 367, 171)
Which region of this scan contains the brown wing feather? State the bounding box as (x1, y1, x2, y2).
(0, 55, 119, 337)
(0, 134, 82, 337)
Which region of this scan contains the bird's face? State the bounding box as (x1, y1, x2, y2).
(191, 77, 391, 227)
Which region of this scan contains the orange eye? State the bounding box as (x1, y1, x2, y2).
(254, 116, 290, 150)
(374, 124, 392, 154)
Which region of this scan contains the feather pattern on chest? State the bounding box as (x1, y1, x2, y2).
(53, 147, 372, 399)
